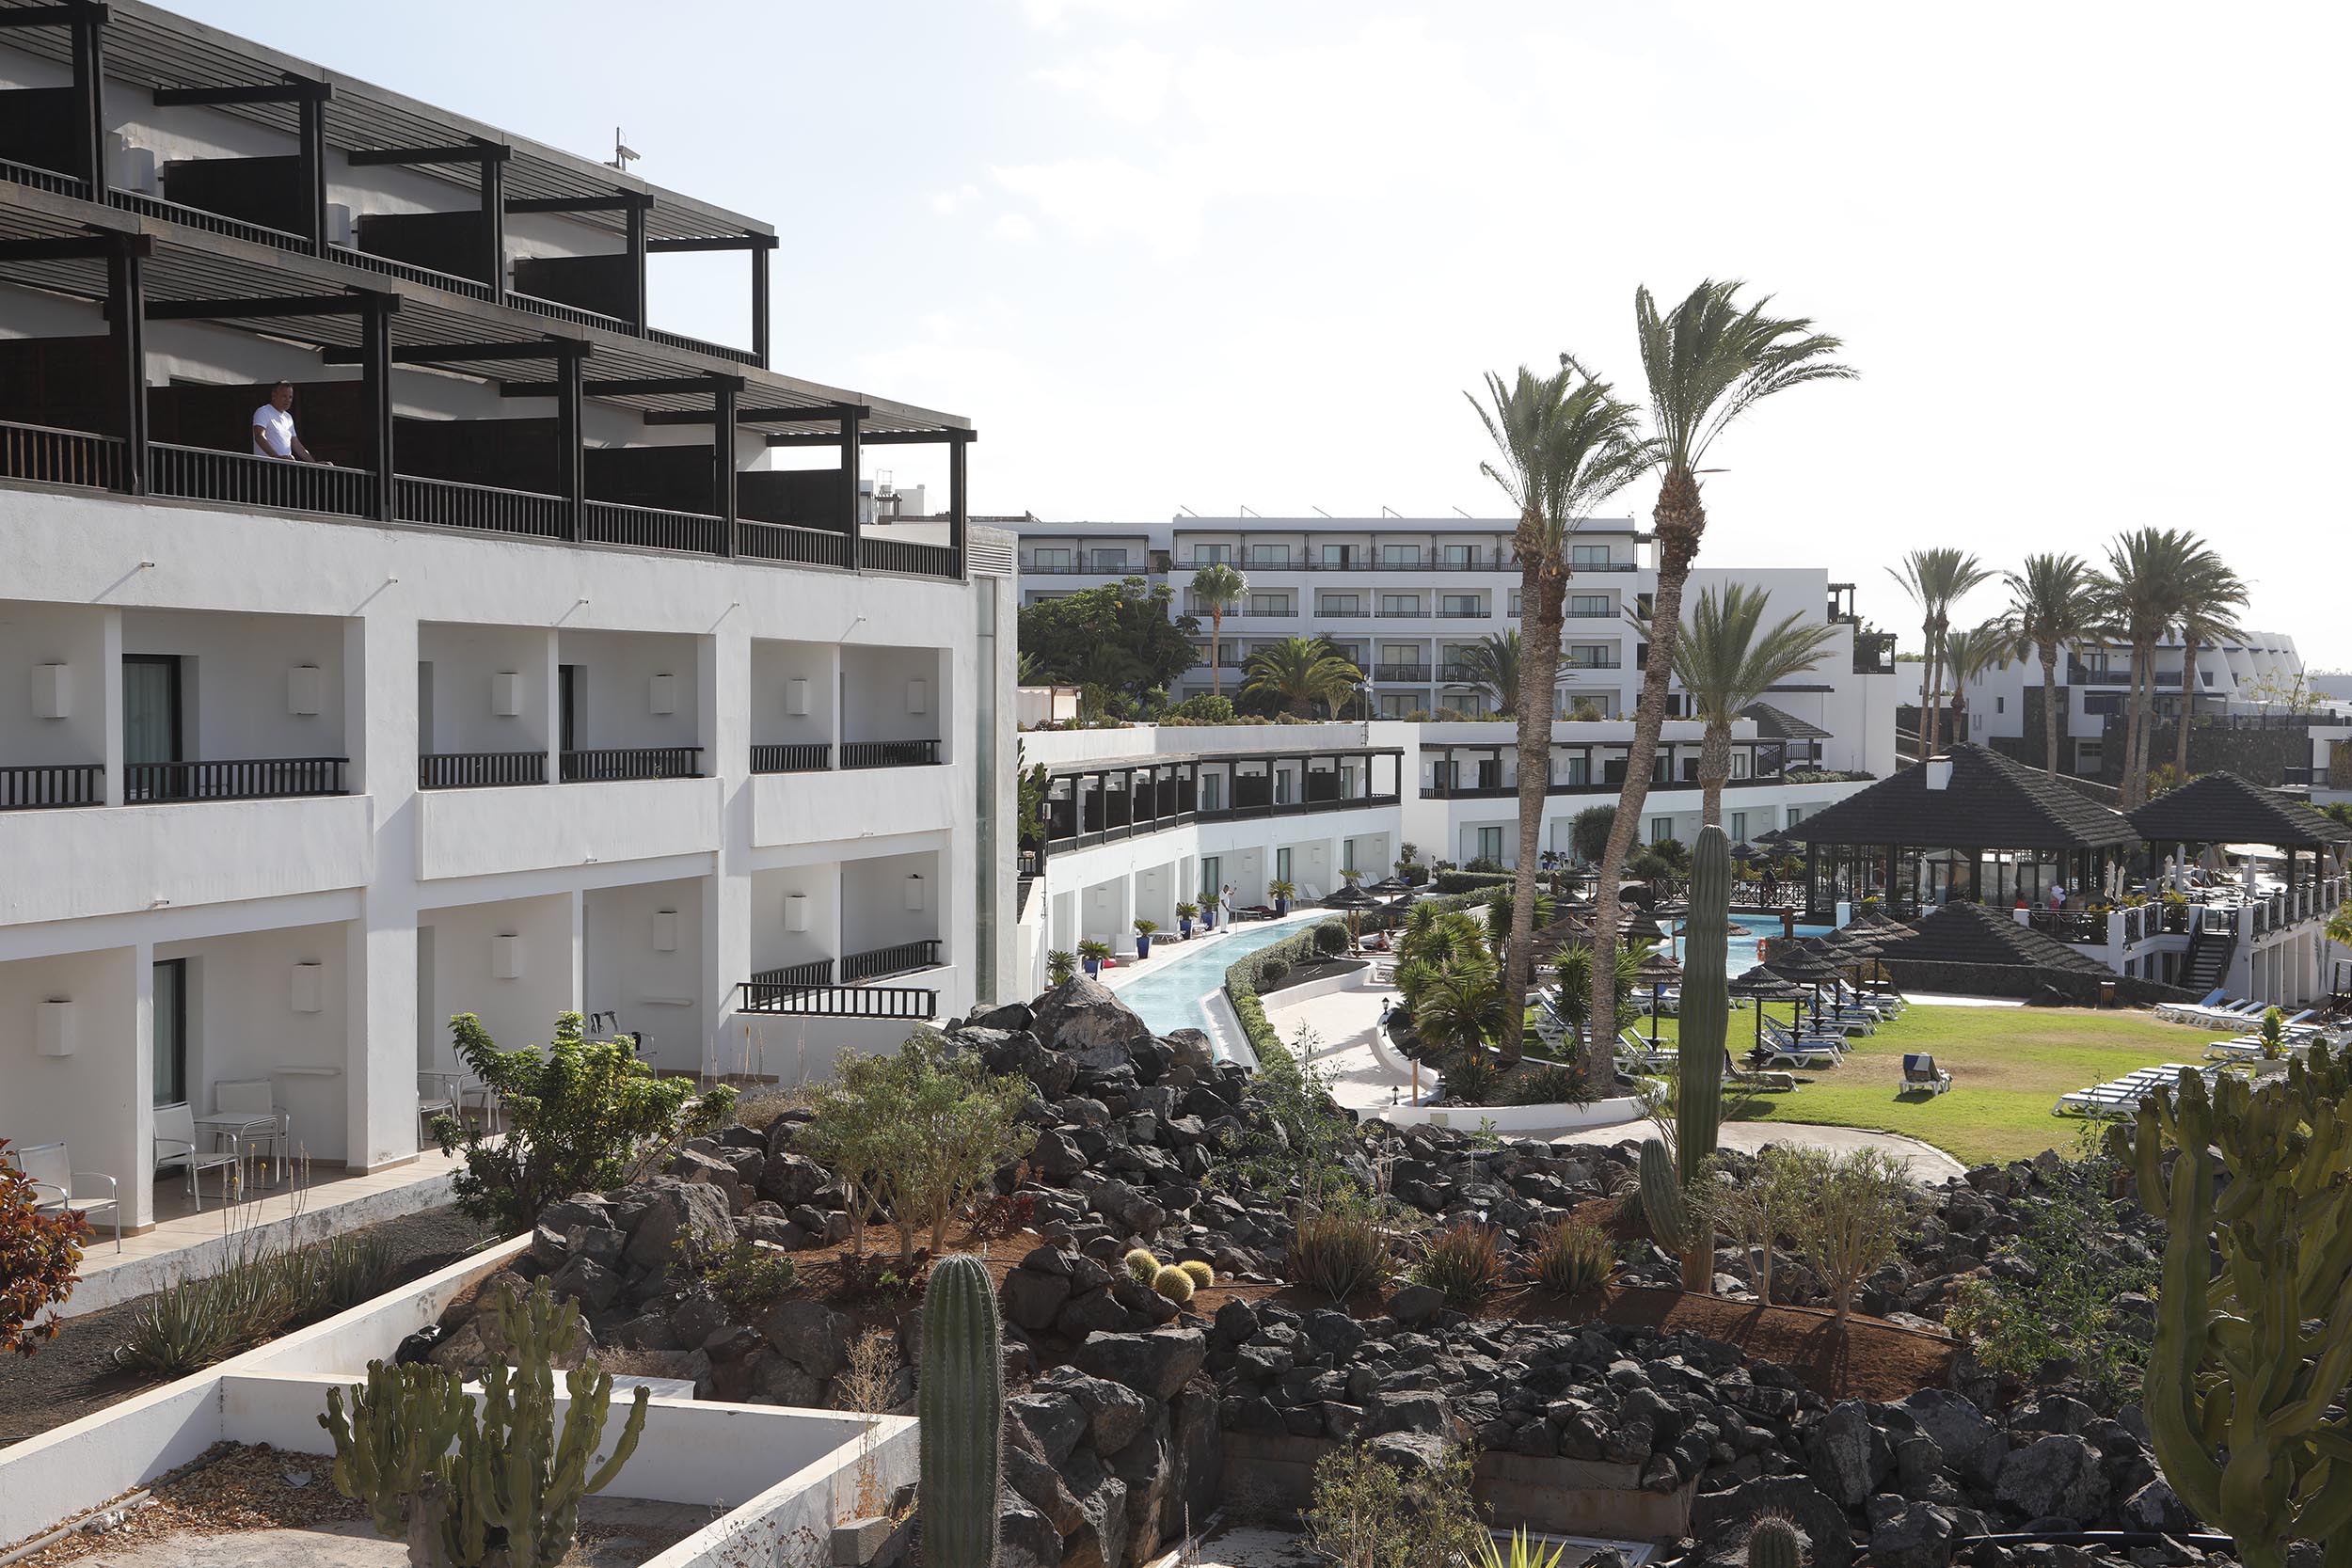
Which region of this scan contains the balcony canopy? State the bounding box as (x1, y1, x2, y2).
(2125, 769, 2352, 851)
(1784, 743, 2139, 853)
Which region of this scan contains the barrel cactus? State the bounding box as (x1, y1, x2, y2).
(1745, 1513, 1805, 1568)
(1637, 1136, 1689, 1255)
(1123, 1247, 1161, 1284)
(919, 1254, 1004, 1568)
(1152, 1264, 1195, 1304)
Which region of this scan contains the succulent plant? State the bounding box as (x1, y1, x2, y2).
(1674, 824, 1733, 1291)
(1178, 1259, 1214, 1290)
(918, 1254, 1003, 1568)
(1123, 1247, 1162, 1284)
(1151, 1264, 1195, 1304)
(1637, 1136, 1689, 1255)
(1744, 1512, 1804, 1568)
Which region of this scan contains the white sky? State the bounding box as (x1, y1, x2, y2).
(172, 0, 2352, 665)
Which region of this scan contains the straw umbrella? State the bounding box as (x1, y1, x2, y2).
(1635, 949, 1683, 1052)
(1765, 945, 1852, 1032)
(1730, 967, 1811, 1058)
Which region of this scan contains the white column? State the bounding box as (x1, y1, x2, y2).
(566, 888, 586, 1014)
(100, 608, 123, 805)
(347, 608, 421, 1172)
(543, 629, 564, 783)
(129, 940, 154, 1227)
(703, 624, 751, 1080)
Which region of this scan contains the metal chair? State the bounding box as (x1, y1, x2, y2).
(419, 1071, 462, 1144)
(154, 1101, 239, 1211)
(210, 1078, 289, 1187)
(9, 1139, 119, 1252)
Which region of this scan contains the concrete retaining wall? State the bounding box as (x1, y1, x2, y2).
(1369, 1096, 1647, 1134)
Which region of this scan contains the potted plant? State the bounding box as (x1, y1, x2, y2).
(1268, 879, 1297, 915)
(1341, 867, 1365, 887)
(1175, 901, 1200, 940)
(1134, 918, 1160, 959)
(1077, 939, 1112, 978)
(1047, 949, 1077, 985)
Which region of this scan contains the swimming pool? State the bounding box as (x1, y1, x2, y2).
(1671, 913, 1834, 977)
(1104, 911, 1327, 1041)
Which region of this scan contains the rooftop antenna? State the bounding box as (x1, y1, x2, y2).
(609, 128, 640, 173)
(1311, 506, 1331, 517)
(1238, 504, 1257, 517)
(1177, 505, 1200, 516)
(1452, 506, 1472, 517)
(1380, 505, 1401, 518)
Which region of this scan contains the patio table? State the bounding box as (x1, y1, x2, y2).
(195, 1110, 289, 1190)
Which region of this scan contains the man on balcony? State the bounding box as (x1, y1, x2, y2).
(250, 383, 327, 464)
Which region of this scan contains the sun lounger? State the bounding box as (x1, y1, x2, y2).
(1723, 1048, 1796, 1093)
(2054, 1064, 2206, 1117)
(1900, 1053, 1952, 1096)
(2157, 988, 2227, 1022)
(1761, 1018, 1849, 1055)
(1757, 1037, 1843, 1069)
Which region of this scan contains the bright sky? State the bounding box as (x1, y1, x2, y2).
(171, 1, 2352, 666)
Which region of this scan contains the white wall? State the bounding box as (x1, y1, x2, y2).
(418, 894, 578, 1075)
(749, 863, 839, 977)
(419, 622, 551, 757)
(155, 923, 352, 1164)
(843, 642, 946, 747)
(584, 878, 707, 1075)
(0, 601, 109, 768)
(749, 639, 835, 751)
(556, 629, 702, 756)
(123, 608, 347, 762)
(0, 947, 139, 1213)
(839, 850, 941, 958)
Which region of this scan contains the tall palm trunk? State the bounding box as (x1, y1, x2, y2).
(2040, 646, 2061, 778)
(1699, 718, 1729, 827)
(1209, 609, 1224, 698)
(1589, 467, 1700, 1080)
(2172, 630, 2200, 780)
(1504, 514, 1565, 1060)
(2122, 641, 2152, 806)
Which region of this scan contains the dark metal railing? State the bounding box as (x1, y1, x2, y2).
(108, 190, 307, 251)
(419, 751, 547, 789)
(396, 475, 567, 539)
(0, 157, 87, 198)
(151, 443, 374, 517)
(741, 519, 854, 568)
(0, 763, 103, 809)
(1374, 664, 1432, 681)
(1168, 555, 1641, 573)
(859, 536, 960, 577)
(2028, 909, 2107, 945)
(559, 747, 703, 783)
(644, 325, 760, 365)
(124, 756, 346, 802)
(841, 738, 941, 768)
(842, 939, 944, 983)
(329, 245, 496, 301)
(582, 500, 724, 555)
(505, 291, 629, 334)
(750, 743, 832, 773)
(737, 980, 937, 1020)
(0, 420, 122, 490)
(752, 958, 835, 990)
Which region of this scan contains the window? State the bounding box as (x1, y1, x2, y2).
(1381, 544, 1421, 566)
(1570, 594, 1609, 618)
(1440, 543, 1474, 567)
(1090, 548, 1128, 572)
(1321, 543, 1350, 567)
(1379, 694, 1417, 719)
(1275, 769, 1292, 804)
(1192, 543, 1231, 564)
(1566, 644, 1611, 669)
(1201, 774, 1224, 812)
(152, 958, 188, 1106)
(1032, 547, 1071, 570)
(1995, 696, 2006, 714)
(1729, 811, 1747, 840)
(1562, 753, 1589, 785)
(1276, 847, 1293, 883)
(1248, 593, 1290, 616)
(1731, 748, 1751, 779)
(1651, 816, 1676, 844)
(1380, 594, 1422, 616)
(1322, 594, 1361, 615)
(1572, 544, 1613, 570)
(1248, 544, 1291, 566)
(1200, 854, 1220, 899)
(1476, 826, 1503, 862)
(1440, 594, 1480, 616)
(1343, 840, 1357, 873)
(1507, 591, 1522, 615)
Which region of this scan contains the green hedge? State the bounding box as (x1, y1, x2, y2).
(1222, 888, 1506, 1064)
(1432, 869, 1515, 895)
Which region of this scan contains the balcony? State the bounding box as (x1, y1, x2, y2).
(0, 793, 373, 927)
(751, 743, 833, 774)
(738, 974, 938, 1021)
(1, 763, 103, 809)
(1375, 663, 1432, 681)
(842, 738, 941, 769)
(1375, 608, 1429, 620)
(1564, 657, 1624, 672)
(418, 752, 546, 790)
(123, 756, 347, 802)
(1435, 606, 1490, 619)
(842, 938, 945, 982)
(559, 747, 703, 783)
(1317, 606, 1373, 618)
(1174, 555, 1523, 573)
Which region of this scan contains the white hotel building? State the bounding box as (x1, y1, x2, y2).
(0, 1, 1015, 1234)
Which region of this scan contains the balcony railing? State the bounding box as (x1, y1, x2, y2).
(743, 521, 854, 568)
(737, 979, 937, 1020)
(108, 189, 307, 251)
(1564, 657, 1624, 671)
(1375, 608, 1429, 619)
(559, 747, 703, 783)
(752, 958, 835, 990)
(841, 738, 941, 768)
(396, 476, 567, 539)
(861, 536, 960, 576)
(583, 500, 724, 555)
(1172, 555, 1532, 573)
(420, 751, 547, 790)
(751, 743, 834, 773)
(0, 157, 87, 198)
(1375, 664, 1432, 681)
(0, 763, 103, 810)
(842, 938, 944, 982)
(151, 443, 375, 518)
(124, 756, 346, 802)
(1435, 607, 1490, 619)
(0, 420, 123, 490)
(1317, 607, 1373, 618)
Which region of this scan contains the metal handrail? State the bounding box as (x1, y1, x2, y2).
(123, 756, 346, 802)
(841, 939, 944, 982)
(737, 980, 936, 1020)
(150, 443, 374, 518)
(841, 738, 941, 768)
(419, 751, 547, 789)
(750, 743, 834, 773)
(0, 763, 103, 810)
(558, 747, 703, 782)
(396, 475, 567, 538)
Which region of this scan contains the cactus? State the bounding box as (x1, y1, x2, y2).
(1674, 824, 1733, 1292)
(1123, 1247, 1161, 1284)
(919, 1254, 1003, 1568)
(320, 1277, 649, 1568)
(1178, 1259, 1214, 1290)
(2124, 1042, 2352, 1568)
(1744, 1512, 1805, 1568)
(1637, 1137, 1689, 1255)
(1152, 1264, 1195, 1304)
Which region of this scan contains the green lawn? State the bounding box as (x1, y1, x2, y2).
(1625, 1002, 2219, 1167)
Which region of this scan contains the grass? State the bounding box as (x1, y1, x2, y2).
(1627, 1001, 2220, 1167)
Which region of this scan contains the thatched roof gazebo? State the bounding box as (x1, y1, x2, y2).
(2126, 770, 2352, 888)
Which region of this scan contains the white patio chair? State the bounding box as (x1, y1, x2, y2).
(154, 1101, 239, 1212)
(211, 1078, 289, 1187)
(419, 1071, 462, 1144)
(10, 1139, 119, 1252)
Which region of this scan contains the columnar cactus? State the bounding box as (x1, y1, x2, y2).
(1637, 1137, 1689, 1255)
(1677, 824, 1731, 1177)
(919, 1254, 1004, 1568)
(1744, 1513, 1805, 1568)
(321, 1278, 649, 1568)
(2125, 1042, 2352, 1568)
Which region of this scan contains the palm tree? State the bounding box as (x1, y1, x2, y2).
(1411, 954, 1508, 1069)
(1886, 548, 1996, 758)
(2169, 553, 2249, 781)
(2094, 528, 2201, 807)
(1588, 281, 1851, 1076)
(1241, 636, 1359, 718)
(1468, 361, 1649, 1059)
(1455, 628, 1523, 718)
(1189, 563, 1248, 698)
(1662, 583, 1836, 827)
(1937, 620, 2004, 744)
(1998, 553, 2096, 779)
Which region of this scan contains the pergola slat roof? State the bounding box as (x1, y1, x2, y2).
(1784, 743, 2140, 852)
(2125, 770, 2352, 848)
(1869, 902, 2115, 975)
(1740, 703, 1832, 742)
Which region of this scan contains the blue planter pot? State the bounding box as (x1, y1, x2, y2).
(1274, 898, 1291, 915)
(1083, 958, 1102, 977)
(1135, 936, 1152, 959)
(1179, 919, 1194, 940)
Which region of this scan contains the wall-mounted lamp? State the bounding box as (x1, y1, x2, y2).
(907, 678, 929, 716)
(291, 962, 325, 1014)
(649, 674, 677, 715)
(904, 874, 927, 911)
(490, 672, 523, 718)
(31, 663, 69, 720)
(651, 910, 679, 952)
(784, 893, 810, 932)
(288, 664, 323, 717)
(35, 998, 75, 1057)
(489, 935, 524, 980)
(786, 677, 809, 717)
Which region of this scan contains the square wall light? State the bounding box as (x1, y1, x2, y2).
(786, 678, 809, 717)
(907, 678, 928, 716)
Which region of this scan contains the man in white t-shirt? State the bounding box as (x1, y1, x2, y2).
(250, 381, 325, 462)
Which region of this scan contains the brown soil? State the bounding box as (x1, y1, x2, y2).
(10, 1441, 365, 1564)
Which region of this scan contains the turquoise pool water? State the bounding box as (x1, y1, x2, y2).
(1672, 913, 1834, 977)
(1105, 912, 1326, 1038)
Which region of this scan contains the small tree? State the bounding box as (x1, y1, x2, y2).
(893, 1035, 1038, 1258)
(1, 1141, 87, 1356)
(1789, 1148, 1914, 1324)
(434, 1013, 732, 1233)
(1303, 1442, 1485, 1568)
(2261, 1006, 2286, 1060)
(800, 1050, 903, 1259)
(1569, 805, 1615, 866)
(1710, 1147, 1807, 1306)
(1046, 950, 1077, 985)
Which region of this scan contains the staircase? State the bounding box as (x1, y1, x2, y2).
(2181, 921, 2237, 996)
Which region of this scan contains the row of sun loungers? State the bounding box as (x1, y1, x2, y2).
(2053, 1064, 2210, 1118)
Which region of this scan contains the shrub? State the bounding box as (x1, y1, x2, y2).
(1411, 1220, 1504, 1308)
(2261, 1006, 2286, 1059)
(1441, 1050, 1500, 1106)
(297, 1229, 399, 1319)
(1503, 1062, 1594, 1107)
(1288, 1196, 1391, 1301)
(1046, 950, 1077, 985)
(1152, 1264, 1195, 1304)
(968, 1190, 1037, 1240)
(1178, 1259, 1214, 1290)
(1259, 958, 1291, 988)
(435, 1011, 733, 1232)
(1463, 856, 1504, 875)
(1711, 1148, 1809, 1306)
(1, 1142, 87, 1356)
(1304, 1441, 1484, 1568)
(117, 1204, 404, 1377)
(1313, 923, 1351, 958)
(1789, 1148, 1915, 1324)
(702, 1241, 800, 1316)
(1568, 805, 1615, 865)
(1216, 1037, 1360, 1203)
(1527, 1217, 1613, 1297)
(1432, 869, 1514, 895)
(1168, 693, 1236, 723)
(1124, 1247, 1163, 1284)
